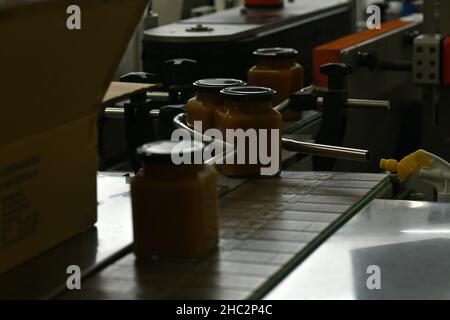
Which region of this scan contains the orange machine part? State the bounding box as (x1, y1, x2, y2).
(313, 20, 412, 88)
(444, 36, 450, 86)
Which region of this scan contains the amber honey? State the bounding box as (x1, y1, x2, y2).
(131, 140, 219, 258)
(248, 47, 304, 120)
(215, 86, 282, 177)
(186, 78, 246, 132)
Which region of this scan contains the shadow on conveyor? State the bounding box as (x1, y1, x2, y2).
(351, 238, 450, 299)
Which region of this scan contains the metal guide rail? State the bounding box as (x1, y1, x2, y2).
(61, 171, 389, 299)
(265, 199, 450, 299)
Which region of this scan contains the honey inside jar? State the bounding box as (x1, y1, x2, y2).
(131, 140, 219, 258)
(247, 47, 304, 120)
(186, 78, 246, 132)
(215, 86, 282, 177)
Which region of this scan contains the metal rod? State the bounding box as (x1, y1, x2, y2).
(173, 113, 214, 143)
(274, 99, 290, 112)
(147, 91, 169, 101)
(104, 107, 161, 119)
(103, 107, 125, 119)
(173, 113, 370, 163)
(276, 94, 390, 113)
(173, 113, 233, 165)
(281, 138, 370, 162)
(344, 98, 390, 111)
(316, 97, 390, 111)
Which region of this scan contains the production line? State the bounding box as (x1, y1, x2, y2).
(1, 0, 450, 300)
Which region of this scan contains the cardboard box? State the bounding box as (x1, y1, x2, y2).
(0, 0, 148, 274)
(0, 115, 97, 273)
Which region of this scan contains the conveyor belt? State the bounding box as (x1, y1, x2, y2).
(61, 172, 389, 300)
(0, 110, 322, 299)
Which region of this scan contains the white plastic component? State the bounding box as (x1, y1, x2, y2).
(413, 34, 441, 85)
(418, 151, 450, 202)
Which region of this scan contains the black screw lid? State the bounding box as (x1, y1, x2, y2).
(253, 47, 298, 59)
(137, 140, 204, 164)
(193, 78, 246, 93)
(220, 86, 276, 102)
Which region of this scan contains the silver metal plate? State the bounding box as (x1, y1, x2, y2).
(266, 199, 450, 299)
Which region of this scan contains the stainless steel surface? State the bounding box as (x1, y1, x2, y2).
(265, 199, 450, 300)
(0, 173, 133, 299)
(281, 139, 370, 162)
(144, 0, 354, 43)
(60, 172, 388, 300)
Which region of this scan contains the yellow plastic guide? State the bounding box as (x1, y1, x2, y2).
(380, 149, 433, 182)
(380, 149, 450, 202)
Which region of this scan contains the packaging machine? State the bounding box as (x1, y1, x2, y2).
(2, 0, 450, 301)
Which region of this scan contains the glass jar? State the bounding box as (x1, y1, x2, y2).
(215, 86, 282, 177)
(186, 78, 246, 132)
(247, 47, 304, 120)
(131, 140, 218, 258)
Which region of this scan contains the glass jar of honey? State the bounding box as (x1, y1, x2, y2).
(186, 78, 246, 132)
(215, 86, 282, 177)
(131, 140, 219, 258)
(247, 47, 304, 120)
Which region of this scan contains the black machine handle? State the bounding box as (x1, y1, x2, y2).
(358, 49, 412, 72)
(320, 63, 352, 90)
(120, 72, 157, 173)
(164, 58, 198, 104)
